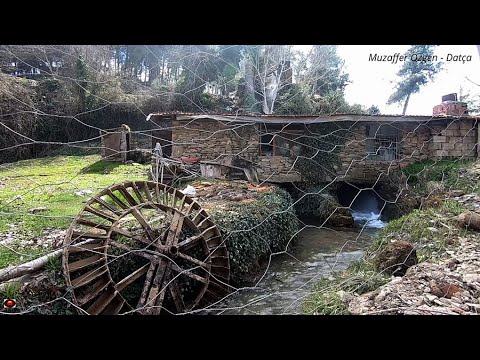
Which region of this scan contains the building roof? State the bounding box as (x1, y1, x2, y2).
(146, 111, 478, 124)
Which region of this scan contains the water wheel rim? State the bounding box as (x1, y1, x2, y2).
(63, 181, 229, 315)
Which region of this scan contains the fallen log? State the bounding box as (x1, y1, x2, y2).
(0, 239, 96, 284)
(458, 211, 480, 231)
(0, 248, 64, 284)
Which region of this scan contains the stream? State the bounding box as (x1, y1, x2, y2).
(207, 211, 387, 315)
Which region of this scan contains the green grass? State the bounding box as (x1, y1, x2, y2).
(402, 159, 478, 193)
(0, 155, 149, 268)
(1, 281, 22, 299)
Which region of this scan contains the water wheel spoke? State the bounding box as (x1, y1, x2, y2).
(107, 189, 129, 209)
(130, 208, 157, 242)
(169, 274, 186, 313)
(171, 263, 208, 284)
(177, 252, 209, 269)
(165, 206, 192, 247)
(109, 240, 154, 260)
(171, 191, 182, 210)
(77, 217, 110, 231)
(142, 182, 153, 202)
(116, 263, 150, 291)
(117, 186, 139, 207)
(137, 262, 158, 309)
(130, 182, 145, 203)
(84, 205, 118, 222)
(92, 197, 122, 215)
(110, 226, 164, 250)
(177, 234, 203, 251)
(109, 240, 133, 252)
(140, 260, 171, 314)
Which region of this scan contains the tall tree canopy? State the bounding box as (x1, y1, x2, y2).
(388, 45, 443, 115)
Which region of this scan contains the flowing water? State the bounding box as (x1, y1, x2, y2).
(208, 211, 387, 315)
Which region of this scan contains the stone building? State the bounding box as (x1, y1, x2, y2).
(146, 110, 479, 184)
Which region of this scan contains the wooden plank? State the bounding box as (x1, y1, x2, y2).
(68, 254, 104, 272)
(102, 295, 126, 315)
(75, 276, 110, 306)
(71, 265, 109, 288)
(138, 262, 158, 307)
(87, 289, 117, 315)
(169, 275, 186, 313)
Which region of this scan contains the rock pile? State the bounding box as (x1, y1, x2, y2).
(348, 234, 480, 315)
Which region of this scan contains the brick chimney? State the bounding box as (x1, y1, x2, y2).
(433, 93, 469, 116)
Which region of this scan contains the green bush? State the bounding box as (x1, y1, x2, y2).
(210, 188, 298, 284)
(402, 159, 471, 187)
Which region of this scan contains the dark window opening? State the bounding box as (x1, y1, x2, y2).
(366, 124, 400, 161)
(260, 133, 274, 156)
(259, 127, 303, 158)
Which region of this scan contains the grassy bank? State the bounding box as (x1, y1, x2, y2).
(0, 155, 149, 268)
(303, 159, 477, 315)
(0, 155, 299, 287)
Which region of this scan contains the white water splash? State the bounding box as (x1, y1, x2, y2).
(352, 211, 386, 229)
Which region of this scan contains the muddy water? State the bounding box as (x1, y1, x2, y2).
(206, 218, 384, 315)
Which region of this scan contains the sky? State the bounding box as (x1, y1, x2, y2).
(296, 45, 480, 115)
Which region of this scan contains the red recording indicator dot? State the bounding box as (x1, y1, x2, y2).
(3, 299, 16, 308)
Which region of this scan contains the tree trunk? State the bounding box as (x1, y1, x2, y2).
(0, 239, 95, 284)
(0, 248, 63, 283)
(245, 59, 256, 109)
(402, 93, 411, 115)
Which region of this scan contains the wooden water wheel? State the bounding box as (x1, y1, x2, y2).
(63, 181, 230, 315)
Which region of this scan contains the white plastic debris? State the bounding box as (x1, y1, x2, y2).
(182, 185, 197, 197)
(74, 189, 93, 197)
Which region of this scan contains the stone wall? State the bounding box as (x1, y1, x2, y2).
(170, 118, 477, 184)
(172, 120, 301, 182)
(171, 119, 258, 162)
(257, 156, 301, 182)
(428, 119, 477, 159)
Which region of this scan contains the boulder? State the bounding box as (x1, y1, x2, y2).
(375, 240, 418, 276)
(327, 208, 354, 227)
(457, 211, 480, 231)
